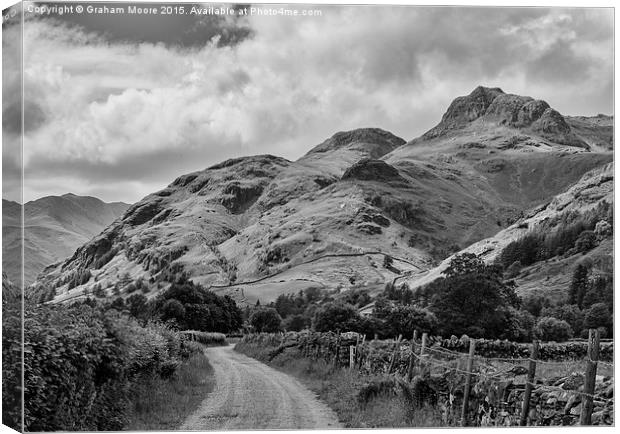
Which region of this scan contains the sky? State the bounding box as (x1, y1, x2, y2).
(1, 2, 614, 204)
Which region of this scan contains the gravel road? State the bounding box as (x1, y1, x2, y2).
(180, 345, 342, 430)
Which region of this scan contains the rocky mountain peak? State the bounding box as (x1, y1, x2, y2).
(423, 86, 505, 138)
(420, 86, 587, 148)
(304, 127, 406, 158)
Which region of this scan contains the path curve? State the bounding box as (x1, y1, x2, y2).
(180, 346, 342, 430)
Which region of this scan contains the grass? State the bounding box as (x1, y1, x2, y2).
(234, 341, 443, 428)
(126, 344, 215, 430)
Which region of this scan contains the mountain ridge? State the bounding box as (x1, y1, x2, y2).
(31, 86, 613, 307)
(2, 195, 130, 285)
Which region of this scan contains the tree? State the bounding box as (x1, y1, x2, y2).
(282, 314, 310, 332)
(568, 264, 589, 308)
(505, 261, 523, 279)
(582, 274, 613, 309)
(312, 302, 360, 333)
(249, 308, 282, 333)
(93, 284, 105, 298)
(522, 295, 550, 317)
(444, 253, 485, 278)
(533, 317, 573, 342)
(154, 281, 242, 332)
(541, 304, 584, 337)
(584, 303, 612, 336)
(421, 254, 520, 338)
(383, 255, 394, 269)
(374, 303, 438, 338)
(338, 289, 372, 308)
(574, 230, 597, 253)
(126, 294, 149, 321)
(161, 299, 185, 322)
(109, 297, 125, 311)
(502, 308, 536, 342)
(594, 220, 612, 241)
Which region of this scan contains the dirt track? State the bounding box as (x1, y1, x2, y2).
(180, 345, 341, 430)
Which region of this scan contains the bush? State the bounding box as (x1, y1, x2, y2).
(533, 317, 573, 342)
(541, 304, 584, 337)
(249, 308, 282, 333)
(18, 302, 187, 431)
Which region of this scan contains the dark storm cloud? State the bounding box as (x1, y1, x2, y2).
(8, 5, 613, 203)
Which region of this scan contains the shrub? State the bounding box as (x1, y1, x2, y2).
(533, 317, 573, 342)
(18, 302, 186, 431)
(541, 304, 584, 337)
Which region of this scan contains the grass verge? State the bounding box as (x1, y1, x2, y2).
(126, 344, 215, 430)
(234, 341, 443, 428)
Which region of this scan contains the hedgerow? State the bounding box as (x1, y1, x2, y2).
(6, 301, 196, 431)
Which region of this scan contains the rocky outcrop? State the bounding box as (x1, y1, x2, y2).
(305, 128, 406, 158)
(420, 86, 588, 148)
(423, 86, 504, 138)
(341, 159, 405, 183)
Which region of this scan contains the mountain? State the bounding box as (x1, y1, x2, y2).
(2, 194, 130, 285)
(400, 162, 613, 294)
(34, 87, 613, 306)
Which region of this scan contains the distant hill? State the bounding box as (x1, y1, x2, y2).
(2, 194, 130, 285)
(33, 86, 613, 306)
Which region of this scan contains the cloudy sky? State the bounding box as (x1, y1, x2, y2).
(2, 2, 614, 204)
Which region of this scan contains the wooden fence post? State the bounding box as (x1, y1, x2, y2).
(580, 329, 600, 425)
(356, 335, 366, 367)
(349, 346, 355, 369)
(334, 333, 342, 366)
(460, 339, 476, 427)
(419, 333, 428, 373)
(520, 340, 540, 426)
(407, 330, 418, 381)
(388, 334, 403, 374)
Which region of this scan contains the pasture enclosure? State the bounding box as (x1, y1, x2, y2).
(240, 330, 613, 427)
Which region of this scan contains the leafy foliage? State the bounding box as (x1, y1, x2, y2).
(416, 254, 520, 339)
(373, 299, 437, 337)
(249, 308, 283, 332)
(153, 281, 242, 333)
(312, 302, 361, 333)
(583, 303, 613, 336)
(496, 203, 611, 269)
(533, 317, 573, 342)
(8, 300, 194, 431)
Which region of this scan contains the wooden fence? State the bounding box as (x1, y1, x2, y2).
(241, 329, 613, 426)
